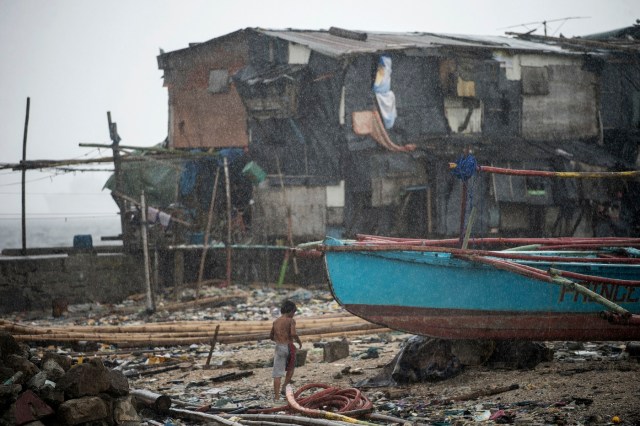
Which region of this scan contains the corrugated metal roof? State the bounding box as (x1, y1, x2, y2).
(255, 28, 571, 58)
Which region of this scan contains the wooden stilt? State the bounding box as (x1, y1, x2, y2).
(205, 324, 221, 368)
(196, 167, 220, 299)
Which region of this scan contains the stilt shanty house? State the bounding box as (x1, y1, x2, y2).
(154, 25, 640, 244)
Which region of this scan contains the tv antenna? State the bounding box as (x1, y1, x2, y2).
(498, 16, 590, 36)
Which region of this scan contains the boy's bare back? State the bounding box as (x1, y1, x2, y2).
(271, 315, 296, 344)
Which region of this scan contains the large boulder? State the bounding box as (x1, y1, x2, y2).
(57, 358, 111, 399)
(4, 354, 39, 380)
(42, 358, 66, 381)
(57, 396, 109, 425)
(486, 340, 554, 369)
(0, 332, 22, 361)
(41, 351, 73, 372)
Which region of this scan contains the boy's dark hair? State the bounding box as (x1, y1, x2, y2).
(280, 300, 297, 314)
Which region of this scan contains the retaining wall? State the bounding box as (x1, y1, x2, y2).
(0, 252, 145, 315)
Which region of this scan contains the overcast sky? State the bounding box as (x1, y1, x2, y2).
(0, 0, 638, 224)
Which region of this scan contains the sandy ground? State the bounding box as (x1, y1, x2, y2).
(120, 285, 640, 425)
(9, 283, 640, 425)
(129, 339, 640, 424)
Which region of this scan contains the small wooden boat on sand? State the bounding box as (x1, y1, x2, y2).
(322, 235, 640, 341)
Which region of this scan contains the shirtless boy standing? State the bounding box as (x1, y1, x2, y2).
(270, 300, 302, 401)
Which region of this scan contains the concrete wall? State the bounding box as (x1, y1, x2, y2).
(0, 253, 145, 315)
(251, 182, 326, 240)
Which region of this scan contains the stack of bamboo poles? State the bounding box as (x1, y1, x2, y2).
(0, 314, 390, 349)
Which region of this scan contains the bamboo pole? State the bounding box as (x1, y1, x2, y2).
(5, 324, 390, 347)
(449, 163, 640, 179)
(0, 321, 368, 339)
(140, 192, 155, 312)
(169, 408, 243, 426)
(275, 155, 298, 286)
(196, 167, 221, 299)
(0, 318, 370, 338)
(460, 253, 630, 315)
(0, 314, 366, 334)
(322, 242, 640, 264)
(224, 156, 232, 287)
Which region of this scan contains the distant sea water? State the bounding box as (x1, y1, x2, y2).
(0, 217, 123, 251)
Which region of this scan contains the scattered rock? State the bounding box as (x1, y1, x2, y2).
(5, 354, 39, 380)
(0, 331, 23, 360)
(487, 340, 554, 369)
(41, 359, 65, 381)
(57, 358, 111, 398)
(322, 339, 349, 362)
(450, 339, 495, 366)
(41, 351, 73, 371)
(57, 396, 109, 425)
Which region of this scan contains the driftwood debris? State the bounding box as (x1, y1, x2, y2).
(435, 383, 520, 404)
(210, 371, 254, 383)
(131, 388, 172, 412)
(126, 363, 183, 378)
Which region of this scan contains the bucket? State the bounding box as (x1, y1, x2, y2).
(242, 161, 266, 184)
(73, 234, 93, 249)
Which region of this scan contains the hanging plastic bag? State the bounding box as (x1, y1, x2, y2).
(372, 55, 397, 129)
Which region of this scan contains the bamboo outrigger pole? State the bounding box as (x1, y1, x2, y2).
(450, 163, 640, 179)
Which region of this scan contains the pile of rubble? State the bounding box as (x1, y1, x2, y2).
(0, 331, 138, 425)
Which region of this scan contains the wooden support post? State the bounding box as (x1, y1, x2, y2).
(153, 246, 159, 292)
(174, 250, 184, 302)
(458, 181, 468, 247)
(21, 97, 30, 256)
(140, 192, 155, 313)
(224, 157, 232, 287)
(107, 112, 127, 249)
(427, 184, 432, 235)
(205, 324, 221, 368)
(196, 167, 220, 299)
(275, 155, 298, 284)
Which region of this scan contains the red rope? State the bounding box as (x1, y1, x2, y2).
(250, 383, 373, 417)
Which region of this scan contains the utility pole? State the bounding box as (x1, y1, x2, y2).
(21, 97, 30, 256)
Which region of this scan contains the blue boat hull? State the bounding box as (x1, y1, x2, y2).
(324, 245, 640, 340)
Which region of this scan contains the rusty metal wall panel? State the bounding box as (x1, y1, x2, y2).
(522, 64, 598, 141)
(164, 35, 250, 149)
(170, 88, 248, 148)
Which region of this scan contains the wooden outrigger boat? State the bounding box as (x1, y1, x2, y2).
(321, 158, 640, 341)
(323, 235, 640, 340)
